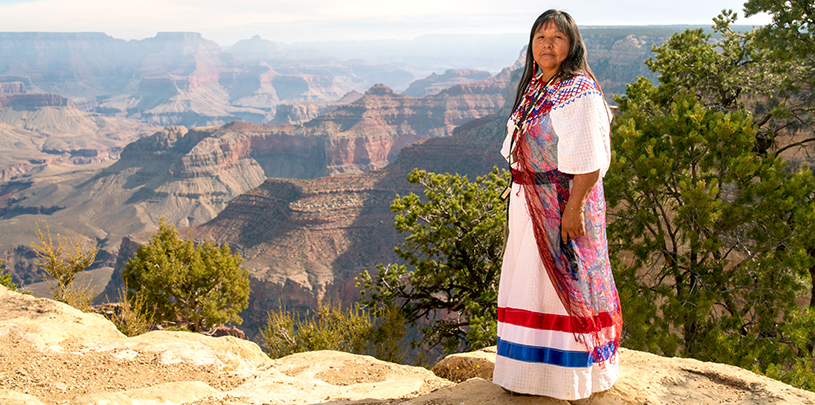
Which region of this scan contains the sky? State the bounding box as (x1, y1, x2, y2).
(0, 0, 772, 45)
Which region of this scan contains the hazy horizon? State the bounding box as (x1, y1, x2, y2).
(0, 0, 772, 46)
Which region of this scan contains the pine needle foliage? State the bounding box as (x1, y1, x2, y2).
(0, 260, 17, 291)
(607, 7, 815, 390)
(123, 219, 250, 332)
(357, 167, 509, 355)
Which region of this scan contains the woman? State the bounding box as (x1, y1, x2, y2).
(493, 9, 622, 400)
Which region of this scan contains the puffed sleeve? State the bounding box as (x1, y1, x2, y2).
(550, 76, 612, 177)
(500, 118, 516, 162)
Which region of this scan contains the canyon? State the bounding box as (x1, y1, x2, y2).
(0, 26, 692, 335)
(0, 27, 677, 129)
(1, 25, 809, 404)
(0, 65, 510, 291)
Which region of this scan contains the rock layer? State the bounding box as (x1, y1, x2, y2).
(0, 69, 507, 292)
(402, 68, 493, 97)
(0, 93, 160, 181)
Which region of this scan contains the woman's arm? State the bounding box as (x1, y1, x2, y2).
(561, 169, 600, 243)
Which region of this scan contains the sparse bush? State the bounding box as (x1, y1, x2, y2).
(123, 219, 250, 332)
(260, 300, 407, 364)
(30, 222, 99, 308)
(58, 277, 98, 311)
(106, 285, 155, 337)
(0, 259, 17, 291)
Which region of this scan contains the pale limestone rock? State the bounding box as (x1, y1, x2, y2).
(224, 350, 454, 404)
(83, 330, 269, 370)
(5, 286, 815, 405)
(613, 348, 815, 405)
(67, 381, 221, 405)
(431, 345, 496, 382)
(0, 389, 48, 405)
(402, 378, 572, 405)
(419, 347, 815, 405)
(0, 285, 125, 347)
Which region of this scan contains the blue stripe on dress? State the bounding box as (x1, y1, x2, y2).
(496, 338, 617, 368)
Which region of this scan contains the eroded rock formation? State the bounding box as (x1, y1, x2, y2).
(0, 93, 160, 181)
(0, 32, 421, 128)
(402, 69, 493, 97)
(0, 69, 508, 291)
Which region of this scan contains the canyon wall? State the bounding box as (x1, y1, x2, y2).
(0, 68, 508, 290)
(0, 32, 418, 128)
(0, 27, 685, 129)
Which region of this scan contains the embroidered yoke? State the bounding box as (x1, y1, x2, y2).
(493, 71, 622, 400)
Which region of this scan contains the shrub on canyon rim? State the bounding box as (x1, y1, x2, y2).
(358, 167, 509, 356)
(123, 219, 249, 332)
(260, 300, 408, 364)
(0, 260, 17, 291)
(606, 7, 815, 391)
(30, 222, 99, 310)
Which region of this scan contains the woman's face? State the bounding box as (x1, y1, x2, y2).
(531, 21, 571, 80)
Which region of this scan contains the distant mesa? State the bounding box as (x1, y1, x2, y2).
(364, 83, 394, 96)
(402, 69, 492, 98)
(0, 94, 73, 110)
(0, 90, 160, 184)
(0, 81, 26, 94)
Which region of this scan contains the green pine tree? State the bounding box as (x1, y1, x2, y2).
(358, 167, 509, 354)
(123, 219, 250, 332)
(606, 9, 815, 386)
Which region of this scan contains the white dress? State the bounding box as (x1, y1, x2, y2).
(492, 72, 619, 400)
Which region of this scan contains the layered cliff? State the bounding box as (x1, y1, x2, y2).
(0, 67, 508, 291)
(0, 81, 26, 93)
(0, 32, 421, 128)
(581, 27, 674, 100)
(270, 90, 363, 125)
(0, 93, 160, 182)
(402, 69, 493, 97)
(0, 93, 72, 108)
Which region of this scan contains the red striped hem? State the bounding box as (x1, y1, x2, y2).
(498, 307, 616, 334)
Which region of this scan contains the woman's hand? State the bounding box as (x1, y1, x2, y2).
(561, 169, 600, 244)
(561, 206, 585, 243)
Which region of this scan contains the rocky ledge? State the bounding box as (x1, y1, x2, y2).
(2, 285, 814, 405)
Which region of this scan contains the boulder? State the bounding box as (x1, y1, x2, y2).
(0, 284, 125, 347)
(426, 346, 815, 405)
(431, 345, 496, 382)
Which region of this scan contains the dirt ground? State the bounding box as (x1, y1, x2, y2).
(0, 335, 246, 405)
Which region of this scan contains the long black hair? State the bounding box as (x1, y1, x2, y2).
(511, 9, 600, 114)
